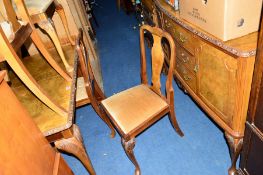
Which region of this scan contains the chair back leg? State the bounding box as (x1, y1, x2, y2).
(168, 111, 184, 137)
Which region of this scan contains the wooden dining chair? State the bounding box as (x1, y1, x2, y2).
(0, 0, 71, 81)
(76, 25, 184, 175)
(13, 0, 75, 72)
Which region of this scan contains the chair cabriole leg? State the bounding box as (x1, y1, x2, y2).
(121, 138, 141, 175)
(54, 124, 96, 175)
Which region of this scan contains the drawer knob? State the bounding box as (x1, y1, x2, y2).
(194, 65, 199, 73)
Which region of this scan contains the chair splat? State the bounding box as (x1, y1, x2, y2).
(151, 34, 164, 95)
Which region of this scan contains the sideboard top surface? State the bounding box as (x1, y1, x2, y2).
(155, 0, 258, 58)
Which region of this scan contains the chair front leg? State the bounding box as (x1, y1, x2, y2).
(54, 124, 96, 175)
(38, 19, 73, 73)
(121, 138, 141, 175)
(54, 1, 75, 46)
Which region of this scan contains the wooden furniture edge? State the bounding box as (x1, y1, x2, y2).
(154, 0, 257, 58)
(43, 50, 78, 136)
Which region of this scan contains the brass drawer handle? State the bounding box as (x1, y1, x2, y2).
(183, 57, 189, 63)
(194, 65, 199, 73)
(182, 56, 189, 63)
(165, 20, 171, 28)
(183, 75, 191, 81)
(179, 51, 189, 63)
(179, 32, 187, 43)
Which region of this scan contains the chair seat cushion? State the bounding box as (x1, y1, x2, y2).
(13, 0, 53, 15)
(101, 84, 169, 136)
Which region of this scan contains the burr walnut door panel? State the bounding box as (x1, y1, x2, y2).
(197, 43, 238, 127)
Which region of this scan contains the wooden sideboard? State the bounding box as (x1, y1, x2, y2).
(142, 0, 258, 174)
(239, 16, 263, 175)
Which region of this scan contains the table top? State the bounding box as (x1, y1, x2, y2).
(10, 45, 77, 136)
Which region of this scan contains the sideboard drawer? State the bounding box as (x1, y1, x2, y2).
(163, 14, 176, 34)
(175, 60, 197, 92)
(163, 14, 198, 55)
(176, 42, 197, 74)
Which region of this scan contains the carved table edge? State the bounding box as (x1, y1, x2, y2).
(43, 51, 78, 136)
(154, 0, 257, 58)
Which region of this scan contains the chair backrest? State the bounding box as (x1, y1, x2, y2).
(140, 25, 176, 103)
(76, 28, 105, 107)
(76, 25, 176, 107)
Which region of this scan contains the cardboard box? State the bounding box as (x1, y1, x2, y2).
(179, 0, 263, 41)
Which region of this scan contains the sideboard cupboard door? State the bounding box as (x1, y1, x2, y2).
(197, 43, 238, 127)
